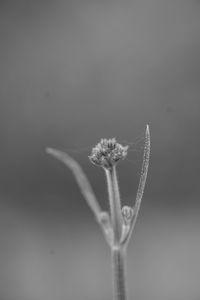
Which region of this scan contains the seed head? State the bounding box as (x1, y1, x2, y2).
(89, 138, 128, 169)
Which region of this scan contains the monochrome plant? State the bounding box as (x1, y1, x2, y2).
(46, 125, 150, 300)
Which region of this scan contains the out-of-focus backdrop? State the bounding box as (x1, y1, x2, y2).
(1, 0, 200, 299)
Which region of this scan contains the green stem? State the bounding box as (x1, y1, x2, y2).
(112, 247, 127, 300)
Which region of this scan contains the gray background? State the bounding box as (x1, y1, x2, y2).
(0, 0, 200, 299)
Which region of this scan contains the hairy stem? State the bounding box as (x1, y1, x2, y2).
(112, 247, 127, 300)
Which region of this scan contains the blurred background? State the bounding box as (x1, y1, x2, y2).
(0, 0, 200, 299)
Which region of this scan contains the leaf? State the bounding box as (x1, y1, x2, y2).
(121, 125, 150, 246)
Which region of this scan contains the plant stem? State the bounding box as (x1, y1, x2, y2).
(105, 166, 128, 300)
(105, 166, 122, 245)
(112, 246, 127, 300)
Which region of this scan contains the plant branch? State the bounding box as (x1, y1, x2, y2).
(46, 148, 102, 221)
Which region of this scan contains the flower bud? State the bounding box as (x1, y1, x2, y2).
(121, 206, 134, 225)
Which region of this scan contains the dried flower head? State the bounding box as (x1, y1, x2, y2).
(89, 138, 129, 169)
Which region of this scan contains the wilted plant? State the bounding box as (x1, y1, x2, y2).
(46, 125, 150, 300)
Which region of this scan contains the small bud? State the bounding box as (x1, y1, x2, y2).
(89, 138, 128, 169)
(122, 206, 134, 225)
